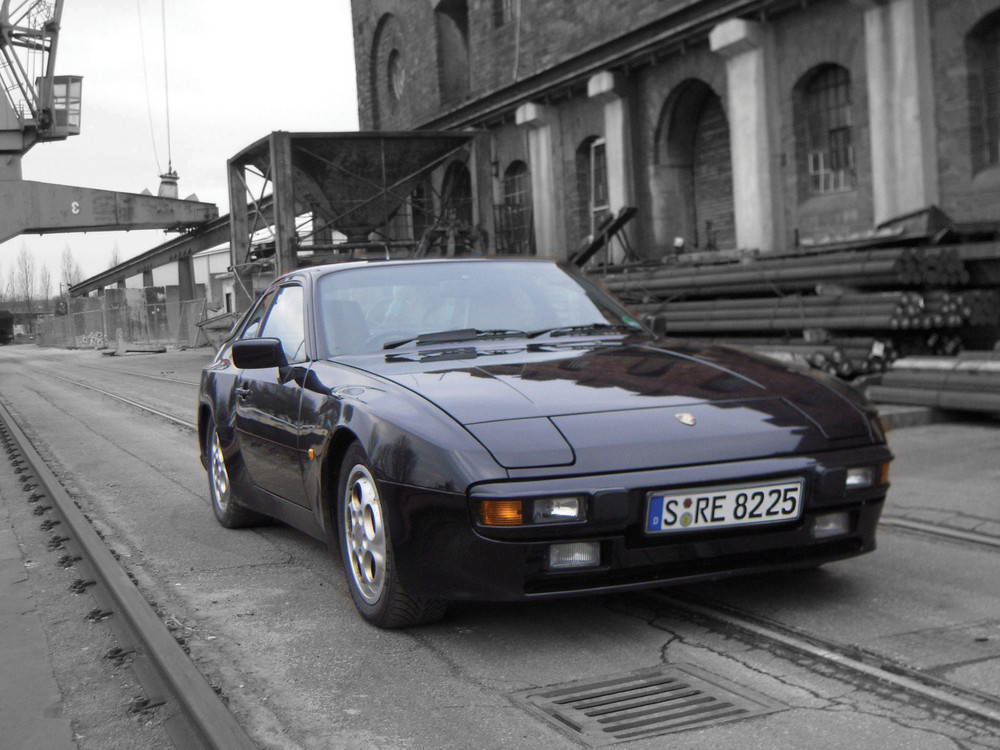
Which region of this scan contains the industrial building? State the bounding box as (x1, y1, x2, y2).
(348, 0, 1000, 260)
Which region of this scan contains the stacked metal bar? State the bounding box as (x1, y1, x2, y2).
(596, 241, 1000, 385)
(864, 354, 1000, 413)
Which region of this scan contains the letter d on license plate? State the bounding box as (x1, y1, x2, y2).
(646, 479, 804, 534)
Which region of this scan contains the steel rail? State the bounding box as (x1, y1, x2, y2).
(0, 400, 257, 750)
(38, 369, 196, 430)
(879, 515, 1000, 550)
(642, 590, 1000, 726)
(70, 360, 201, 387)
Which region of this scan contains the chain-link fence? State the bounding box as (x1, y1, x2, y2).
(36, 288, 219, 350)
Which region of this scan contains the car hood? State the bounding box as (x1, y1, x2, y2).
(339, 338, 876, 470)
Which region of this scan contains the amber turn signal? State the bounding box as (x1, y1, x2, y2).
(480, 499, 523, 526)
(879, 461, 890, 486)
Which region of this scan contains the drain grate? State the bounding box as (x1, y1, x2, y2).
(513, 664, 783, 746)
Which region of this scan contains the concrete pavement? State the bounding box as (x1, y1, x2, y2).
(0, 345, 995, 749)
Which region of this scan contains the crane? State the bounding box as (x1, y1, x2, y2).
(0, 0, 80, 177)
(0, 0, 217, 247)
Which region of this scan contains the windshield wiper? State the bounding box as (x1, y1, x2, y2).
(383, 328, 526, 350)
(527, 323, 638, 339)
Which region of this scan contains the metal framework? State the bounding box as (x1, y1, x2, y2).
(226, 131, 485, 311)
(0, 0, 70, 152)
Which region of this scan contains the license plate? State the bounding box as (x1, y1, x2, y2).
(646, 479, 804, 534)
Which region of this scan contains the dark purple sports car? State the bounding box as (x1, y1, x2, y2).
(197, 257, 891, 627)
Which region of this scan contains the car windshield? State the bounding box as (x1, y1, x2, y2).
(316, 259, 643, 355)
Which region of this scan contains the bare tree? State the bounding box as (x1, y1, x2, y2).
(60, 245, 83, 288)
(14, 245, 35, 313)
(38, 263, 52, 304)
(109, 243, 122, 269)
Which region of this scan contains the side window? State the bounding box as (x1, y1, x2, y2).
(238, 291, 273, 341)
(260, 285, 306, 364)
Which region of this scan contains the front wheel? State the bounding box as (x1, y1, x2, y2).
(207, 426, 267, 528)
(337, 443, 446, 628)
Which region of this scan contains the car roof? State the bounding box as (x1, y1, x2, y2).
(274, 255, 562, 284)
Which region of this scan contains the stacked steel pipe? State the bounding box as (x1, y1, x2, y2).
(596, 241, 1000, 392)
(603, 246, 973, 300)
(701, 336, 897, 379)
(865, 354, 1000, 414)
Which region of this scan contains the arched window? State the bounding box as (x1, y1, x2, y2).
(798, 65, 855, 195)
(497, 161, 533, 254)
(370, 14, 403, 128)
(435, 0, 470, 105)
(968, 11, 1000, 172)
(653, 80, 734, 253)
(575, 137, 610, 244)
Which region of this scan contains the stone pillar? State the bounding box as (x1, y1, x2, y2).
(588, 71, 634, 262)
(710, 18, 776, 252)
(856, 0, 938, 224)
(516, 102, 562, 257)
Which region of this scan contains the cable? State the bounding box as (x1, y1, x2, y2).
(160, 0, 173, 174)
(136, 0, 163, 174)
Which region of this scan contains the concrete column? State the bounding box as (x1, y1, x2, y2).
(588, 71, 635, 262)
(177, 256, 196, 301)
(856, 0, 938, 224)
(710, 19, 776, 252)
(516, 102, 562, 257)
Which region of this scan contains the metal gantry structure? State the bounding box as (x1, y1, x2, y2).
(226, 131, 486, 312)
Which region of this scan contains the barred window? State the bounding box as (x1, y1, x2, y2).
(970, 13, 1000, 169)
(803, 65, 854, 194)
(493, 0, 514, 27)
(575, 137, 610, 243)
(496, 161, 533, 254)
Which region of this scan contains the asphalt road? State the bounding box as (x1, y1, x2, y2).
(0, 344, 998, 749)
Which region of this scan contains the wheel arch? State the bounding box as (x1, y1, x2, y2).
(318, 426, 363, 549)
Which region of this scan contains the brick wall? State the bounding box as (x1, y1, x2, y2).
(352, 0, 1000, 260)
(929, 0, 1000, 223)
(693, 95, 735, 251)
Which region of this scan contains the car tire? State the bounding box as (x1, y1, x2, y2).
(207, 426, 267, 529)
(337, 443, 447, 628)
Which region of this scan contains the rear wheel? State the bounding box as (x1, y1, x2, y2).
(337, 443, 446, 628)
(207, 426, 267, 528)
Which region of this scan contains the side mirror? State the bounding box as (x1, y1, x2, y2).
(231, 338, 289, 370)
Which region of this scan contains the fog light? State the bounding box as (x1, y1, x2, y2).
(547, 542, 600, 570)
(846, 467, 875, 488)
(533, 497, 582, 524)
(812, 512, 849, 539)
(480, 500, 523, 526)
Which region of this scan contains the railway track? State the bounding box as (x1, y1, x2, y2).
(0, 400, 256, 750)
(21, 364, 1000, 741)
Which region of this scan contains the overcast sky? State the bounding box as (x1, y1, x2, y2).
(0, 0, 359, 287)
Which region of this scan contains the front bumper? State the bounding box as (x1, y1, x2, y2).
(383, 445, 891, 601)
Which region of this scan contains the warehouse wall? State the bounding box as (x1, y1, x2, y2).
(351, 0, 1000, 260)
